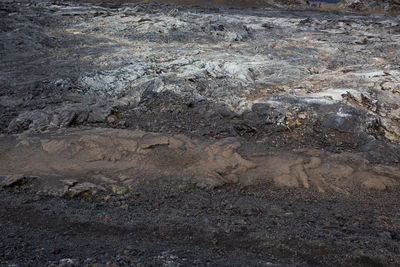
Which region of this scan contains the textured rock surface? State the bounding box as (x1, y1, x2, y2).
(0, 128, 398, 195)
(1, 187, 399, 266)
(1, 0, 400, 148)
(339, 0, 400, 12)
(1, 1, 400, 265)
(0, 0, 399, 197)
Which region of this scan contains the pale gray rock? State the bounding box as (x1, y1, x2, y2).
(0, 0, 400, 154)
(339, 0, 400, 12)
(67, 182, 106, 197)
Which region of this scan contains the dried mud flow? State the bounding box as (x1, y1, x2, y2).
(1, 0, 400, 266)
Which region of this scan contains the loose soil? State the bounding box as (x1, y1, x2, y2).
(1, 186, 400, 266)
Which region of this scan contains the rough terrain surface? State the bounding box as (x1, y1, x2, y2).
(1, 188, 399, 266)
(339, 0, 400, 13)
(1, 0, 400, 265)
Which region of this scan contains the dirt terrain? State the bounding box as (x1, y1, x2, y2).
(1, 0, 400, 265)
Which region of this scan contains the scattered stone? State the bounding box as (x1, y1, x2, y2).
(61, 179, 78, 187)
(111, 185, 128, 195)
(67, 182, 106, 197)
(0, 174, 34, 188)
(88, 102, 113, 123)
(139, 135, 169, 149)
(58, 258, 79, 267)
(107, 115, 117, 124)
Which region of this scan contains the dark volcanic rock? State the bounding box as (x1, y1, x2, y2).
(0, 1, 400, 266)
(0, 185, 399, 266)
(339, 0, 400, 12)
(1, 0, 400, 145)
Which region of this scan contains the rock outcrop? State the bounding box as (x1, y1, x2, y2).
(1, 128, 399, 196)
(339, 0, 400, 12)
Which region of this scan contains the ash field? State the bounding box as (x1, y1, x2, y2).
(1, 0, 400, 266)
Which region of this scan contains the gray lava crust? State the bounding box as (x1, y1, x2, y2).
(1, 0, 400, 157)
(1, 0, 400, 266)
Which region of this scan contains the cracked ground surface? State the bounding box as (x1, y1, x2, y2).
(0, 0, 400, 265)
